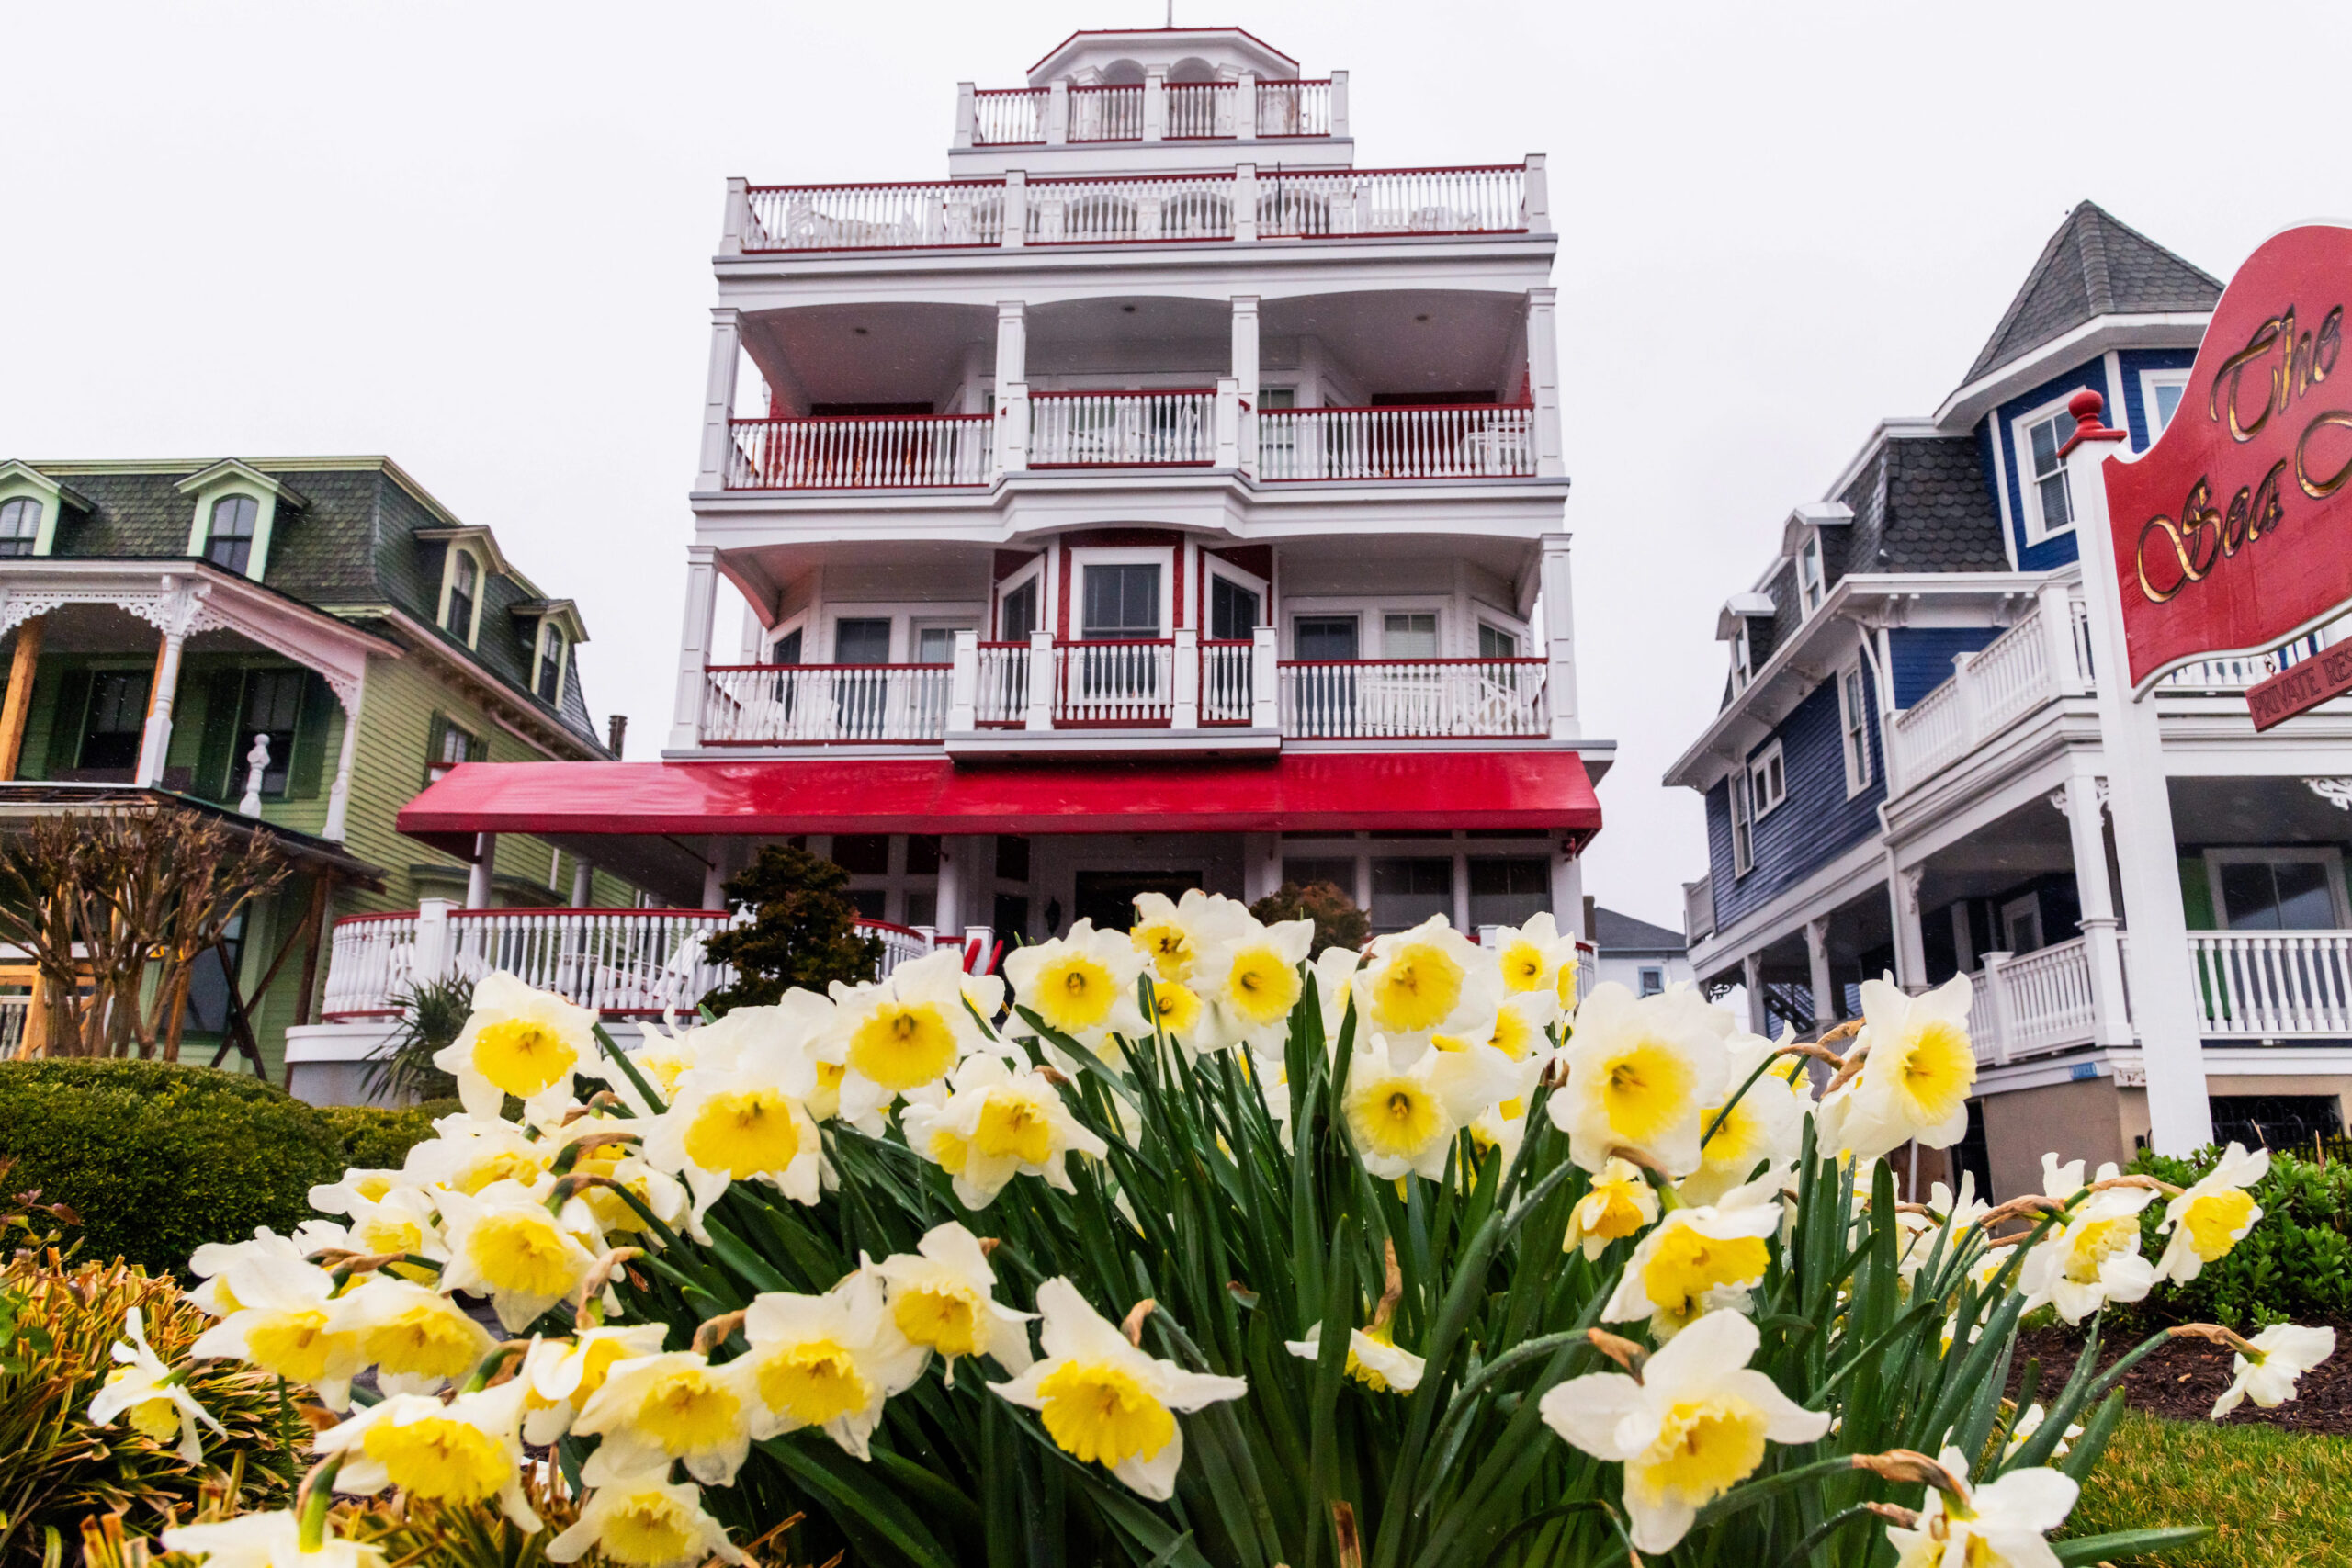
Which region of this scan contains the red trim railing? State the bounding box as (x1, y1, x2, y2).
(1255, 79, 1332, 137)
(1068, 83, 1144, 141)
(1056, 638, 1176, 725)
(701, 662, 953, 745)
(727, 413, 991, 490)
(743, 179, 1007, 252)
(1259, 403, 1536, 481)
(1278, 657, 1548, 739)
(973, 87, 1048, 146)
(1030, 389, 1216, 467)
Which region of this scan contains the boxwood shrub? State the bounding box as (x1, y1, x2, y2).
(317, 1097, 460, 1171)
(2127, 1144, 2352, 1327)
(0, 1059, 346, 1276)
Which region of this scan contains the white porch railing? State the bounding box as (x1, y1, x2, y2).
(1030, 390, 1216, 466)
(743, 180, 1006, 251)
(2161, 616, 2350, 691)
(322, 913, 419, 1018)
(1969, 937, 2099, 1062)
(1255, 164, 1529, 238)
(1258, 404, 1535, 480)
(1890, 594, 2089, 781)
(2189, 931, 2352, 1037)
(1279, 658, 1547, 739)
(1027, 175, 1236, 243)
(727, 415, 992, 490)
(1163, 80, 1236, 139)
(972, 87, 1048, 145)
(1056, 639, 1175, 724)
(1201, 639, 1255, 724)
(701, 664, 953, 745)
(1255, 79, 1331, 137)
(1069, 84, 1144, 141)
(973, 641, 1032, 727)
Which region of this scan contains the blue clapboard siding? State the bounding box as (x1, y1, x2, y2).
(1709, 672, 1887, 931)
(1989, 361, 2114, 572)
(1888, 627, 2005, 707)
(2117, 347, 2198, 451)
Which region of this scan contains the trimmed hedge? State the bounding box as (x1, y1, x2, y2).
(0, 1059, 345, 1276)
(318, 1098, 460, 1171)
(2126, 1145, 2352, 1328)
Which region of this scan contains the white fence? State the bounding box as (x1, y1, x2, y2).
(744, 180, 1006, 251)
(728, 415, 992, 490)
(1056, 639, 1175, 724)
(1258, 405, 1534, 481)
(1027, 175, 1236, 243)
(1162, 80, 1235, 139)
(2189, 931, 2352, 1038)
(974, 641, 1032, 726)
(701, 664, 953, 745)
(323, 913, 419, 1017)
(1201, 639, 1255, 723)
(1031, 390, 1216, 466)
(1256, 164, 1528, 238)
(1890, 598, 2080, 781)
(1969, 937, 2099, 1062)
(1069, 84, 1143, 141)
(1279, 659, 1547, 739)
(972, 88, 1047, 145)
(1256, 79, 1331, 137)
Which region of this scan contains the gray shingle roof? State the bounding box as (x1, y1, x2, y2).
(1963, 201, 2222, 385)
(1593, 905, 1684, 953)
(1833, 436, 2009, 578)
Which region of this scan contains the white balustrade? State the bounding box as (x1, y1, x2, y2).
(1970, 938, 2098, 1061)
(2188, 931, 2352, 1037)
(2162, 616, 2351, 691)
(973, 88, 1048, 145)
(1030, 390, 1216, 466)
(1056, 639, 1175, 724)
(322, 913, 419, 1019)
(727, 415, 992, 490)
(1201, 640, 1256, 724)
(1257, 404, 1534, 480)
(1026, 175, 1236, 243)
(701, 664, 953, 745)
(1068, 84, 1143, 141)
(1256, 164, 1528, 239)
(1683, 878, 1715, 947)
(1890, 604, 2064, 783)
(1162, 81, 1234, 139)
(1255, 79, 1331, 137)
(974, 641, 1032, 727)
(1279, 659, 1547, 739)
(743, 180, 1006, 251)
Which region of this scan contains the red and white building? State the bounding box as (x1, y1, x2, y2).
(304, 24, 1607, 1062)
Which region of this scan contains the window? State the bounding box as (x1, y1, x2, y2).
(1383, 612, 1439, 658)
(1209, 576, 1260, 640)
(2021, 403, 2079, 539)
(1797, 535, 1825, 615)
(2141, 369, 2190, 439)
(913, 626, 959, 663)
(79, 670, 152, 774)
(534, 624, 565, 702)
(1638, 965, 1666, 998)
(1747, 740, 1786, 818)
(426, 716, 483, 784)
(206, 495, 259, 574)
(2210, 850, 2347, 931)
(445, 549, 479, 639)
(237, 669, 304, 796)
(1468, 856, 1548, 927)
(833, 618, 892, 663)
(0, 498, 40, 557)
(1370, 856, 1452, 932)
(1478, 622, 1520, 660)
(1731, 621, 1754, 693)
(1082, 564, 1160, 638)
(1283, 857, 1358, 899)
(771, 627, 803, 665)
(1293, 615, 1359, 660)
(1000, 579, 1038, 642)
(1838, 661, 1873, 795)
(1729, 772, 1754, 876)
(1999, 893, 2043, 955)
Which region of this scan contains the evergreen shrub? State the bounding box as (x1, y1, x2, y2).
(2127, 1145, 2352, 1327)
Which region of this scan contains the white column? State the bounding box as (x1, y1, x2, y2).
(995, 303, 1028, 471)
(954, 81, 976, 148)
(1172, 626, 1199, 728)
(1233, 73, 1256, 137)
(1743, 952, 1766, 1034)
(1001, 169, 1026, 249)
(1980, 951, 2017, 1065)
(1549, 837, 1584, 938)
(719, 176, 749, 256)
(947, 628, 979, 732)
(413, 897, 455, 982)
(1526, 288, 1566, 478)
(322, 665, 366, 841)
(1214, 378, 1242, 469)
(935, 836, 967, 939)
(1540, 532, 1579, 739)
(1242, 832, 1281, 902)
(1329, 69, 1350, 137)
(2064, 400, 2211, 1150)
(1231, 294, 1260, 471)
(2062, 771, 2133, 1047)
(1143, 66, 1166, 141)
(135, 626, 187, 788)
(1887, 857, 1927, 987)
(1451, 846, 1471, 933)
(1024, 627, 1055, 730)
(1046, 81, 1069, 144)
(1805, 917, 1836, 1028)
(702, 852, 726, 912)
(669, 545, 720, 751)
(695, 310, 742, 492)
(1522, 152, 1551, 234)
(465, 833, 496, 909)
(570, 858, 594, 908)
(2041, 577, 2086, 696)
(1251, 625, 1278, 730)
(1234, 164, 1258, 243)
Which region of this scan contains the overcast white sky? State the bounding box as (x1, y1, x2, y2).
(3, 0, 2344, 931)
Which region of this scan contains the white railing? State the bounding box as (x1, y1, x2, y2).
(1258, 404, 1535, 481)
(701, 664, 953, 745)
(1279, 659, 1547, 739)
(2162, 616, 2350, 691)
(1031, 390, 1216, 466)
(1255, 79, 1331, 137)
(1257, 164, 1528, 238)
(1057, 639, 1175, 725)
(1970, 938, 2098, 1062)
(973, 87, 1047, 145)
(1683, 878, 1714, 947)
(1069, 84, 1143, 141)
(323, 913, 419, 1018)
(743, 180, 1006, 251)
(727, 415, 992, 490)
(1201, 639, 1255, 724)
(1027, 175, 1236, 243)
(2189, 931, 2352, 1038)
(974, 641, 1032, 727)
(1891, 603, 2071, 781)
(1163, 80, 1235, 139)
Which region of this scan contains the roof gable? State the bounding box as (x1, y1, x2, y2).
(1963, 202, 2222, 385)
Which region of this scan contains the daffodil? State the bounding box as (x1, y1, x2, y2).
(88, 1307, 224, 1463)
(1283, 1321, 1425, 1393)
(547, 1472, 746, 1568)
(1680, 1032, 1807, 1207)
(2018, 1180, 2155, 1325)
(1540, 1309, 1830, 1551)
(872, 1221, 1037, 1377)
(1815, 976, 1975, 1162)
(1564, 1156, 1661, 1259)
(433, 971, 598, 1123)
(435, 1179, 601, 1332)
(2212, 1323, 2336, 1417)
(826, 949, 991, 1103)
(1882, 1446, 2078, 1568)
(162, 1511, 385, 1568)
(1351, 917, 1499, 1062)
(1340, 1033, 1519, 1181)
(1145, 976, 1205, 1043)
(1187, 915, 1315, 1055)
(1467, 1053, 1550, 1166)
(2003, 1402, 2082, 1460)
(899, 1053, 1109, 1208)
(314, 1381, 538, 1528)
(2155, 1142, 2267, 1285)
(1002, 921, 1152, 1055)
(1493, 910, 1578, 997)
(1312, 946, 1361, 1036)
(1128, 889, 1253, 983)
(403, 1114, 556, 1196)
(324, 1276, 495, 1396)
(524, 1323, 672, 1445)
(552, 1126, 692, 1246)
(575, 1349, 760, 1486)
(189, 1250, 365, 1409)
(1445, 988, 1558, 1062)
(1550, 983, 1729, 1177)
(639, 1032, 825, 1232)
(307, 1166, 418, 1216)
(740, 1269, 929, 1458)
(187, 1228, 309, 1319)
(1600, 1176, 1781, 1337)
(991, 1279, 1247, 1501)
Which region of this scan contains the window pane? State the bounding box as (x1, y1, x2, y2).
(904, 834, 942, 874)
(2273, 860, 2335, 929)
(772, 628, 802, 665)
(1638, 965, 1665, 998)
(1369, 856, 1452, 932)
(1478, 623, 1517, 659)
(831, 834, 891, 874)
(2037, 471, 2072, 530)
(1467, 856, 1547, 928)
(208, 496, 257, 573)
(80, 671, 151, 773)
(914, 627, 957, 663)
(995, 835, 1031, 882)
(2220, 862, 2282, 931)
(1000, 581, 1037, 642)
(1083, 564, 1160, 637)
(1384, 613, 1439, 658)
(833, 618, 892, 663)
(1293, 615, 1358, 660)
(536, 630, 563, 700)
(2153, 382, 2185, 433)
(240, 670, 304, 795)
(1210, 577, 1260, 640)
(1282, 857, 1357, 897)
(0, 498, 38, 554)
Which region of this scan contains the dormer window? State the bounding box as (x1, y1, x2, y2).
(206, 495, 259, 573)
(1731, 622, 1754, 692)
(1797, 535, 1825, 615)
(0, 499, 39, 558)
(534, 622, 567, 702)
(446, 549, 480, 642)
(2021, 401, 2079, 540)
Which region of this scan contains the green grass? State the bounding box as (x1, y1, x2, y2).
(2068, 1410, 2352, 1567)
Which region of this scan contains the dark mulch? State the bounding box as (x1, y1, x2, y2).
(2006, 1319, 2352, 1436)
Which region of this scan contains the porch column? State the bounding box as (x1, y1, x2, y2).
(1540, 532, 1579, 739)
(1250, 626, 1278, 729)
(935, 835, 970, 939)
(1526, 288, 1566, 479)
(322, 666, 366, 842)
(1886, 855, 1927, 987)
(695, 309, 742, 492)
(995, 302, 1028, 471)
(1242, 832, 1281, 903)
(2061, 771, 2133, 1047)
(135, 624, 189, 788)
(1743, 952, 1766, 1034)
(1046, 81, 1069, 144)
(702, 844, 727, 911)
(1549, 837, 1583, 943)
(1231, 295, 1260, 471)
(947, 629, 979, 731)
(669, 545, 719, 750)
(571, 858, 594, 908)
(465, 833, 496, 909)
(1172, 626, 1200, 728)
(1451, 846, 1471, 933)
(2063, 393, 2211, 1151)
(953, 81, 976, 148)
(1804, 917, 1836, 1030)
(1142, 66, 1167, 141)
(1329, 70, 1350, 137)
(1024, 628, 1054, 730)
(0, 615, 43, 781)
(1233, 163, 1258, 243)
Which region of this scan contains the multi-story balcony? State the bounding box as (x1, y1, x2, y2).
(965, 74, 1340, 148)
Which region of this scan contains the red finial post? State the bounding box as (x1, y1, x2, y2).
(2059, 389, 2128, 457)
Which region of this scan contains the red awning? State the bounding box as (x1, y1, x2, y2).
(398, 751, 1601, 853)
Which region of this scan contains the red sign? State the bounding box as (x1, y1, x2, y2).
(2247, 642, 2352, 729)
(2103, 223, 2352, 692)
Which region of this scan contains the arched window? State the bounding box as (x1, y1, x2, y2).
(0, 498, 40, 557)
(206, 495, 259, 573)
(535, 622, 565, 701)
(445, 549, 479, 639)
